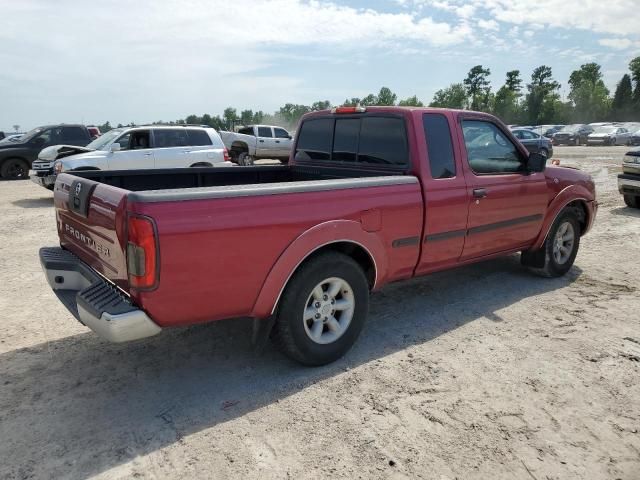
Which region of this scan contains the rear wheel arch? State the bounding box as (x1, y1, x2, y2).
(189, 162, 213, 168)
(250, 222, 387, 319)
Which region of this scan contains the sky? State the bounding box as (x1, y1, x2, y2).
(1, 0, 639, 131)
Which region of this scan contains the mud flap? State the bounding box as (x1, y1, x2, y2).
(521, 248, 546, 268)
(252, 316, 276, 354)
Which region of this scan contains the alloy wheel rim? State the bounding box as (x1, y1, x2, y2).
(303, 277, 355, 345)
(552, 221, 575, 265)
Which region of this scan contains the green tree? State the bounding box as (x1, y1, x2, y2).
(278, 104, 310, 126)
(201, 114, 212, 126)
(629, 56, 640, 114)
(98, 121, 112, 133)
(494, 70, 523, 124)
(464, 65, 492, 111)
(525, 66, 561, 124)
(360, 94, 378, 106)
(398, 95, 424, 107)
(185, 114, 201, 125)
(311, 100, 331, 111)
(429, 83, 468, 109)
(252, 111, 265, 124)
(342, 97, 361, 107)
(376, 87, 397, 106)
(222, 107, 238, 128)
(568, 63, 610, 122)
(239, 110, 254, 125)
(611, 74, 633, 121)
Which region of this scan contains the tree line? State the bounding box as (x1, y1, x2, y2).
(97, 56, 640, 133)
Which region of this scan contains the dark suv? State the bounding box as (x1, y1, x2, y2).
(0, 124, 92, 179)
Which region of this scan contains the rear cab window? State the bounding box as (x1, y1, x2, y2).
(295, 114, 408, 168)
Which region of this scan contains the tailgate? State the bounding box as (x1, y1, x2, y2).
(54, 173, 130, 291)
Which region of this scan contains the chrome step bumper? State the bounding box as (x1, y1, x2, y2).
(39, 247, 162, 342)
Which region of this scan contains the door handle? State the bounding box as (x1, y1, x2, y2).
(473, 188, 487, 199)
(275, 140, 280, 143)
(182, 150, 191, 153)
(259, 140, 264, 143)
(144, 153, 152, 156)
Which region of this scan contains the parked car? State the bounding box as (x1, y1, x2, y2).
(38, 106, 597, 366)
(30, 125, 231, 189)
(629, 129, 640, 146)
(618, 148, 640, 208)
(533, 125, 564, 138)
(219, 125, 293, 165)
(0, 134, 24, 144)
(586, 126, 632, 146)
(0, 124, 92, 179)
(552, 124, 594, 146)
(511, 128, 554, 157)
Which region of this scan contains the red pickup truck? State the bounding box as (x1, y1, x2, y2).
(40, 107, 597, 365)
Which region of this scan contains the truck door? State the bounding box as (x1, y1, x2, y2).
(416, 112, 470, 274)
(273, 127, 293, 157)
(459, 118, 548, 259)
(256, 126, 276, 157)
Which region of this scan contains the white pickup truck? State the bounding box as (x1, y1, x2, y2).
(219, 125, 293, 165)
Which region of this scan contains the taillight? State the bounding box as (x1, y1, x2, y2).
(223, 147, 231, 162)
(127, 215, 159, 290)
(331, 106, 366, 114)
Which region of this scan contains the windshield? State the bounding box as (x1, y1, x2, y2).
(17, 127, 44, 142)
(86, 129, 124, 150)
(593, 126, 616, 134)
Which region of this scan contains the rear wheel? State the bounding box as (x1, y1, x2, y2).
(237, 152, 254, 166)
(1, 158, 29, 180)
(526, 211, 581, 278)
(624, 194, 640, 209)
(270, 251, 369, 366)
(539, 148, 548, 158)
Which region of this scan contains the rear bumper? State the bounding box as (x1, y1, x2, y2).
(39, 247, 162, 342)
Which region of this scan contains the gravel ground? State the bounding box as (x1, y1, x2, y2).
(0, 146, 639, 480)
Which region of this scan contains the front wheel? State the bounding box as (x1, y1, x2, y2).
(1, 158, 29, 179)
(527, 211, 580, 277)
(539, 148, 548, 158)
(624, 194, 640, 209)
(270, 251, 369, 366)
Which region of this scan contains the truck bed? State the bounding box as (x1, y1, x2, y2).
(69, 164, 389, 192)
(54, 165, 422, 328)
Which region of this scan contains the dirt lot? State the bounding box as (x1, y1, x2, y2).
(1, 146, 639, 480)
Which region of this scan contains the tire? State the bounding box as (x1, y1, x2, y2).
(624, 194, 640, 209)
(0, 158, 29, 180)
(237, 152, 254, 166)
(270, 251, 369, 366)
(528, 211, 581, 278)
(539, 148, 548, 158)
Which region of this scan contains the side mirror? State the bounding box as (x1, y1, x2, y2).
(109, 143, 121, 152)
(287, 135, 292, 140)
(528, 152, 547, 173)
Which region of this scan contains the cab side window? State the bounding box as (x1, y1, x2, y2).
(462, 120, 525, 174)
(257, 127, 273, 138)
(274, 128, 290, 139)
(115, 133, 131, 150)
